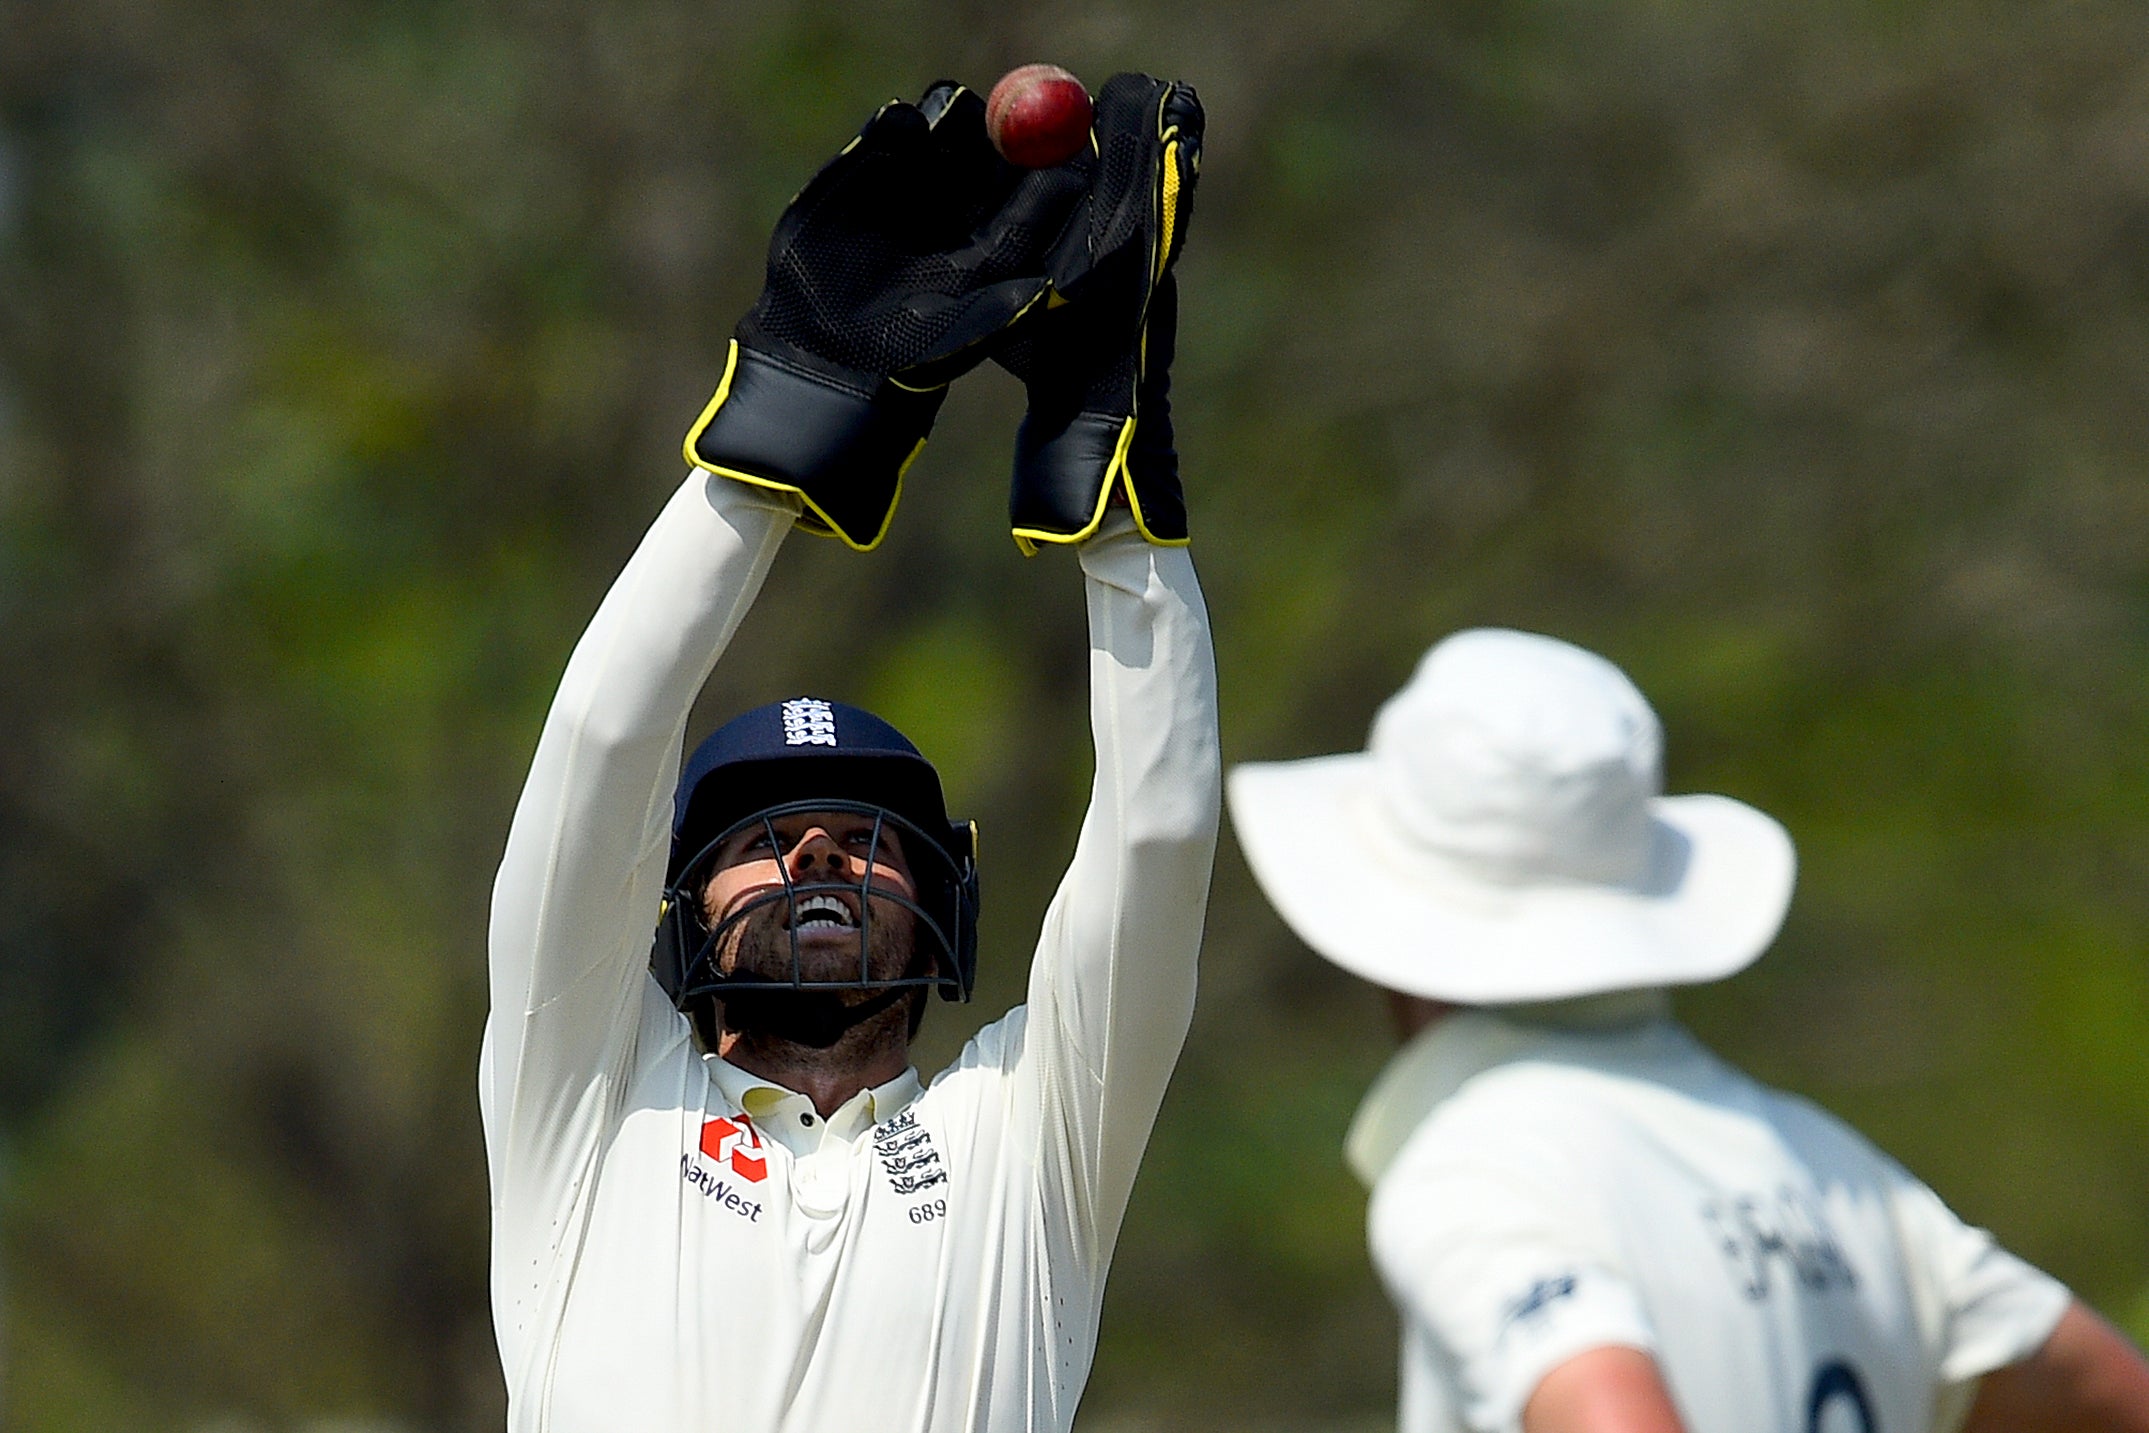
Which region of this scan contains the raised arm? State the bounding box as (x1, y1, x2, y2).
(982, 73, 1211, 1263)
(483, 79, 1097, 1204)
(482, 474, 789, 1188)
(1021, 518, 1220, 1257)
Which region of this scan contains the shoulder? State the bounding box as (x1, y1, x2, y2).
(1748, 1078, 1901, 1176)
(1432, 1030, 1904, 1189)
(1394, 1050, 1649, 1175)
(922, 1004, 1033, 1093)
(1369, 1030, 1842, 1243)
(1369, 1062, 1614, 1254)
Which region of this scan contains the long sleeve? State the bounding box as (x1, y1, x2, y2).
(480, 472, 790, 1333)
(1020, 520, 1221, 1267)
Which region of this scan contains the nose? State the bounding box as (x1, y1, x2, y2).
(786, 827, 851, 878)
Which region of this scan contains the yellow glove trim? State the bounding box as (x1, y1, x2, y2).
(1157, 136, 1182, 284)
(1009, 416, 1180, 555)
(682, 339, 914, 553)
(1013, 416, 1127, 552)
(1120, 473, 1191, 547)
(680, 339, 743, 468)
(1119, 329, 1188, 549)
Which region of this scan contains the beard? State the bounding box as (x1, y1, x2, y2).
(711, 888, 924, 1050)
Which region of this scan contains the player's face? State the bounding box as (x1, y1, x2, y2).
(700, 810, 920, 988)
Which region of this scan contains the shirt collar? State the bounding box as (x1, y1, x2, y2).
(1342, 991, 1690, 1189)
(706, 1057, 922, 1156)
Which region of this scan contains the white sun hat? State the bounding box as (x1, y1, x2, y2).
(1226, 628, 1796, 1005)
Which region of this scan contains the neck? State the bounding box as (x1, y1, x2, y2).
(1497, 986, 1672, 1029)
(1383, 987, 1672, 1045)
(1386, 990, 1458, 1042)
(717, 999, 912, 1118)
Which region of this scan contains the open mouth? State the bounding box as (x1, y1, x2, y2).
(787, 893, 859, 933)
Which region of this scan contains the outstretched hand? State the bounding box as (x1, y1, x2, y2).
(991, 73, 1205, 553)
(685, 82, 1087, 550)
(683, 73, 1204, 557)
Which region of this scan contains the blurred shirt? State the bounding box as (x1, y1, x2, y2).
(1350, 1007, 2069, 1433)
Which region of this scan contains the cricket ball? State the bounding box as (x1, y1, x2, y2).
(985, 64, 1093, 168)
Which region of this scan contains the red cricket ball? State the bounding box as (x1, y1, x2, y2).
(985, 64, 1093, 169)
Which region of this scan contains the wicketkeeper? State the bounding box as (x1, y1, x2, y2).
(481, 74, 1216, 1432)
(1228, 628, 2149, 1433)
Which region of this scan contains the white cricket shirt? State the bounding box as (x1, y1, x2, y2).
(1352, 1007, 2070, 1433)
(480, 474, 1220, 1432)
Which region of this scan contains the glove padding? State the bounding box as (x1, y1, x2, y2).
(993, 73, 1203, 554)
(685, 84, 1084, 550)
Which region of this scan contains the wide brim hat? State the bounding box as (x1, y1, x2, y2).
(1226, 629, 1796, 1005)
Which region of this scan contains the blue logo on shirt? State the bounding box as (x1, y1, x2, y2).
(1502, 1273, 1578, 1329)
(1701, 1188, 1857, 1301)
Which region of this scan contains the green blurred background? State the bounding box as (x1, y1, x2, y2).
(3, 0, 2147, 1428)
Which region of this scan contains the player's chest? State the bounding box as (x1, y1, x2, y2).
(556, 1096, 996, 1403)
(586, 1099, 966, 1281)
(683, 1105, 954, 1237)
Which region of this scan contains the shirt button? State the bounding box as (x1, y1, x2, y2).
(800, 1113, 815, 1126)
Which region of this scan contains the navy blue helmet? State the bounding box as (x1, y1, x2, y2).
(652, 697, 979, 1025)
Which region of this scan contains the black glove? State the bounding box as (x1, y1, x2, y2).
(685, 84, 1085, 550)
(992, 73, 1203, 554)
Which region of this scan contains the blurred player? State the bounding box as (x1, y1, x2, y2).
(481, 75, 1214, 1431)
(1227, 628, 2149, 1433)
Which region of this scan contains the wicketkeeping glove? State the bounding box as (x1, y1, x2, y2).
(992, 73, 1203, 554)
(685, 84, 1085, 550)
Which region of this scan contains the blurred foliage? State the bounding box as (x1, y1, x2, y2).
(3, 0, 2148, 1428)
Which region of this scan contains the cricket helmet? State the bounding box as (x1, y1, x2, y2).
(652, 697, 979, 1026)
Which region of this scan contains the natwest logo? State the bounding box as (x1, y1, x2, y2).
(700, 1115, 768, 1183)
